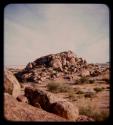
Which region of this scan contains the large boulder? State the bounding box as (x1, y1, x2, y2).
(4, 93, 67, 121)
(81, 69, 90, 77)
(69, 57, 76, 65)
(50, 58, 63, 71)
(4, 69, 21, 98)
(25, 87, 51, 111)
(24, 86, 79, 121)
(50, 101, 79, 121)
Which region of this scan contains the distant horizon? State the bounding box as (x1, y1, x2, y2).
(4, 4, 109, 66)
(4, 50, 110, 68)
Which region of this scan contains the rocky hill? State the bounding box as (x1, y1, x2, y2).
(15, 50, 109, 84)
(4, 50, 110, 122)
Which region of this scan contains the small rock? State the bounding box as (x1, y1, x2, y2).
(76, 115, 95, 121)
(16, 95, 28, 103)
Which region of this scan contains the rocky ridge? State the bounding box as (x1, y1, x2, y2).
(15, 50, 108, 83)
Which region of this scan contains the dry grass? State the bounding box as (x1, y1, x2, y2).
(77, 99, 109, 121)
(68, 91, 77, 100)
(84, 93, 96, 98)
(75, 77, 94, 84)
(94, 87, 104, 93)
(47, 81, 73, 93)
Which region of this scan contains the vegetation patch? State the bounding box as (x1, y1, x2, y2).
(47, 81, 73, 93)
(75, 77, 95, 84)
(78, 99, 109, 121)
(68, 91, 77, 100)
(94, 87, 104, 93)
(84, 93, 96, 98)
(102, 78, 110, 83)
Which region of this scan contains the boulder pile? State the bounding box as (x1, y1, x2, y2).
(15, 50, 108, 83)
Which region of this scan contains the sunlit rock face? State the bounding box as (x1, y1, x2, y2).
(15, 50, 108, 83)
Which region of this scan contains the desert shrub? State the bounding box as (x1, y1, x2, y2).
(84, 92, 96, 98)
(68, 91, 76, 100)
(47, 81, 72, 93)
(92, 110, 109, 121)
(47, 82, 59, 92)
(75, 76, 89, 84)
(76, 89, 96, 98)
(80, 76, 89, 83)
(89, 79, 95, 83)
(103, 78, 110, 83)
(94, 87, 104, 92)
(75, 77, 95, 84)
(78, 99, 109, 121)
(76, 90, 84, 94)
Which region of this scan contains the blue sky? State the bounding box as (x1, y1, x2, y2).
(4, 4, 109, 66)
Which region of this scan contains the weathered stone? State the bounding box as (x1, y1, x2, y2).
(66, 50, 75, 60)
(25, 62, 33, 70)
(4, 93, 67, 121)
(81, 69, 90, 77)
(68, 57, 76, 65)
(4, 69, 21, 98)
(90, 70, 101, 77)
(16, 95, 28, 103)
(50, 101, 79, 121)
(14, 50, 109, 83)
(32, 102, 41, 108)
(50, 58, 63, 71)
(25, 87, 51, 111)
(62, 58, 67, 66)
(76, 115, 94, 121)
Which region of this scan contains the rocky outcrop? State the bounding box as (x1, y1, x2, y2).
(24, 86, 79, 121)
(80, 69, 90, 77)
(4, 93, 67, 121)
(15, 50, 109, 83)
(4, 69, 21, 98)
(25, 86, 50, 111)
(15, 51, 88, 83)
(50, 101, 79, 121)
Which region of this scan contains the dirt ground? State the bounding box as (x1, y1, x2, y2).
(21, 80, 110, 121)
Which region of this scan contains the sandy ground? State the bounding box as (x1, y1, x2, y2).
(21, 81, 110, 114)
